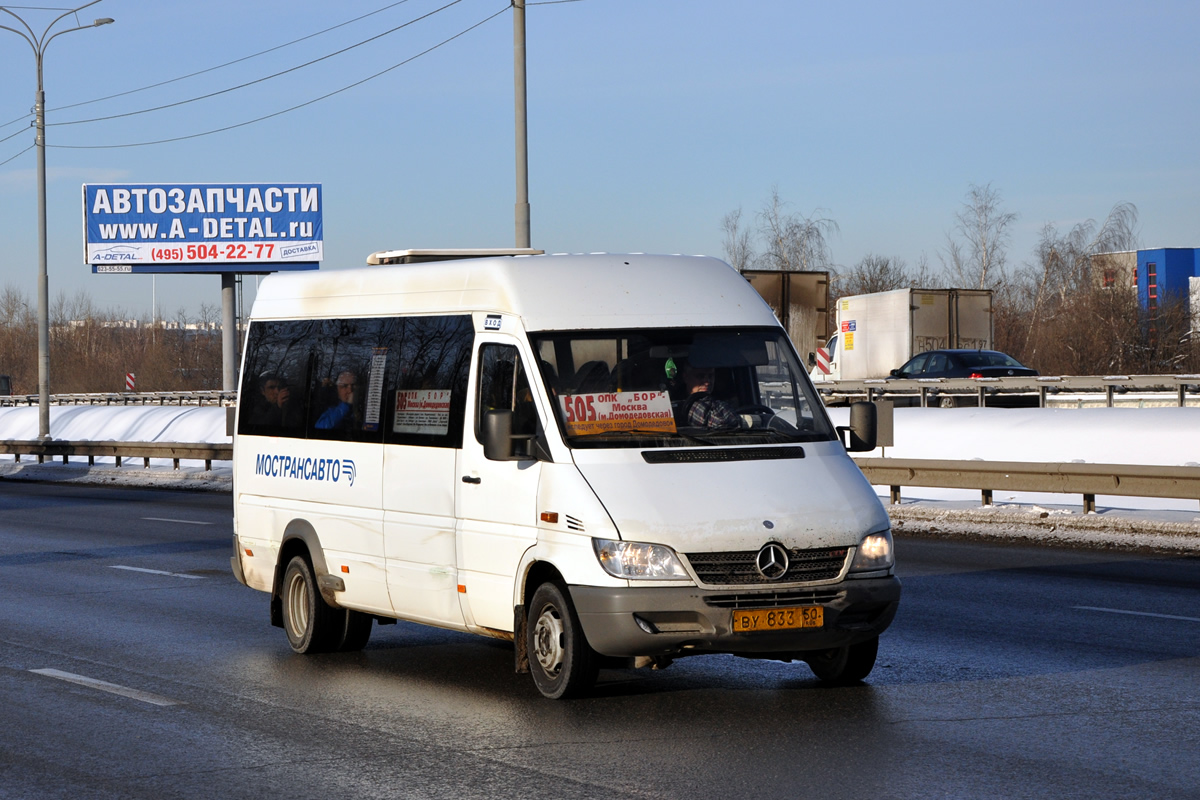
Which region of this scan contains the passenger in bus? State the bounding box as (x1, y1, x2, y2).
(676, 361, 741, 429)
(248, 372, 301, 428)
(315, 370, 359, 431)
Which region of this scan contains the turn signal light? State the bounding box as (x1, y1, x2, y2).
(244, 548, 253, 557)
(540, 512, 559, 523)
(341, 565, 350, 573)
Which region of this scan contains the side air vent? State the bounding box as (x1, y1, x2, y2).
(565, 515, 585, 532)
(641, 446, 805, 464)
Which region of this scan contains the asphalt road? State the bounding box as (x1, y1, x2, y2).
(0, 481, 1197, 799)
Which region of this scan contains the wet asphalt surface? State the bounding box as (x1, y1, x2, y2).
(0, 481, 1197, 799)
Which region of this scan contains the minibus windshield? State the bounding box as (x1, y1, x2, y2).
(531, 327, 836, 448)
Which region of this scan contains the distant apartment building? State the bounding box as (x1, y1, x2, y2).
(1094, 247, 1200, 329)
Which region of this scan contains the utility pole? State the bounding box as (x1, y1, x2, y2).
(513, 0, 530, 248)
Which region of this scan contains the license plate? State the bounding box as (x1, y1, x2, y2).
(731, 606, 823, 632)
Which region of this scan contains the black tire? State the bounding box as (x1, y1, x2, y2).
(806, 635, 879, 685)
(336, 610, 373, 652)
(526, 582, 598, 699)
(280, 555, 341, 654)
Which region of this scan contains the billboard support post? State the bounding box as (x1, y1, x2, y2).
(221, 274, 237, 391)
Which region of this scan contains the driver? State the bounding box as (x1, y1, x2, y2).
(676, 360, 741, 429)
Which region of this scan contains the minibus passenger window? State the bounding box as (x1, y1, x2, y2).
(238, 319, 315, 439)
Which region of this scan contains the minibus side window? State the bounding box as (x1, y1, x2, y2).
(475, 345, 537, 452)
(306, 318, 387, 444)
(238, 319, 315, 439)
(382, 315, 473, 449)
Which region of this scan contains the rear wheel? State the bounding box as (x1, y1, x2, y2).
(337, 610, 373, 652)
(806, 635, 879, 685)
(526, 582, 598, 699)
(281, 555, 341, 654)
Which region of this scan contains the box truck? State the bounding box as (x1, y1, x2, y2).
(811, 288, 993, 381)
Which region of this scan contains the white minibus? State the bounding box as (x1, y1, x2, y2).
(230, 252, 899, 698)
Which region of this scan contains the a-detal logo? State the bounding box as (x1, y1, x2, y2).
(755, 543, 790, 580)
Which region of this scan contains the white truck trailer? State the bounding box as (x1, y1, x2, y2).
(811, 288, 993, 381)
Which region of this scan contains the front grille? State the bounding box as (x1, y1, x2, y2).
(704, 588, 842, 609)
(684, 546, 849, 586)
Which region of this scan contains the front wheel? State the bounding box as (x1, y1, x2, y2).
(806, 635, 879, 685)
(526, 582, 598, 699)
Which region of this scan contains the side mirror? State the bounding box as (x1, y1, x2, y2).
(483, 409, 544, 461)
(889, 369, 901, 378)
(837, 401, 877, 452)
(807, 352, 817, 368)
(484, 410, 516, 461)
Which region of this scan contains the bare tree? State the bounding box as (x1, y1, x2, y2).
(941, 183, 1018, 290)
(755, 187, 839, 272)
(721, 208, 754, 272)
(997, 203, 1149, 374)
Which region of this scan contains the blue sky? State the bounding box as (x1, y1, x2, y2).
(1, 0, 1197, 318)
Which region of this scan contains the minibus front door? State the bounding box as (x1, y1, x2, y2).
(456, 340, 542, 633)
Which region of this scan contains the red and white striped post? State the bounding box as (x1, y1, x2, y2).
(815, 348, 831, 375)
(125, 372, 135, 392)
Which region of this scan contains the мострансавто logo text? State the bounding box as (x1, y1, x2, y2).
(255, 454, 356, 487)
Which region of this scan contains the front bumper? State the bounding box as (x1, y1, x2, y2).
(571, 576, 900, 658)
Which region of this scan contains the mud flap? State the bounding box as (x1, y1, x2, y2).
(513, 604, 529, 673)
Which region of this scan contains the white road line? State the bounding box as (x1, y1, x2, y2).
(1074, 606, 1200, 623)
(30, 669, 183, 707)
(141, 517, 213, 526)
(110, 565, 205, 580)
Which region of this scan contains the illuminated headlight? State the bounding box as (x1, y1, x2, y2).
(593, 538, 689, 580)
(850, 529, 894, 573)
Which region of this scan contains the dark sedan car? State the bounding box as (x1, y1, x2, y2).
(889, 349, 1038, 379)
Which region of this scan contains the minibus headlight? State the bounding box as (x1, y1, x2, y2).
(850, 529, 894, 573)
(593, 538, 689, 580)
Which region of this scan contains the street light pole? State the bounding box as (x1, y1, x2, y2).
(1, 1, 113, 439)
(513, 0, 530, 249)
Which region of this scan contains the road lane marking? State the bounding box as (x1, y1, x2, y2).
(1074, 606, 1200, 623)
(30, 669, 183, 707)
(141, 517, 214, 526)
(110, 565, 204, 580)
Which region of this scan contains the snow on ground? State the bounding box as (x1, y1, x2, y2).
(1, 404, 1197, 551)
(0, 405, 231, 492)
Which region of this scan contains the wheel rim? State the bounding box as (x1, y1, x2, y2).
(286, 570, 310, 639)
(532, 604, 565, 676)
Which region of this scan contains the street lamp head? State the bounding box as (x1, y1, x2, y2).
(94, 18, 114, 26)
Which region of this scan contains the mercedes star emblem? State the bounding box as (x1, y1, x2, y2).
(755, 543, 789, 581)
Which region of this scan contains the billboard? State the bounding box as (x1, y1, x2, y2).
(83, 183, 323, 274)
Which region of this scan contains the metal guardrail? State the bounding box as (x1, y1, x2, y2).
(2, 377, 1199, 409)
(820, 374, 1200, 408)
(0, 390, 236, 407)
(854, 457, 1200, 513)
(1, 438, 1197, 516)
(0, 440, 231, 471)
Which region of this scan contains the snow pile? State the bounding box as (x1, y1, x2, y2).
(0, 405, 231, 492)
(0, 404, 1196, 550)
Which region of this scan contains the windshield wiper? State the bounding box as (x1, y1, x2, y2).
(570, 428, 712, 446)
